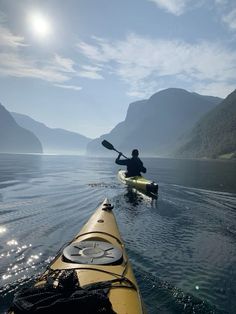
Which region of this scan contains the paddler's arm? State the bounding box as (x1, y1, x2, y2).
(115, 153, 128, 165)
(141, 166, 147, 173)
(140, 160, 147, 173)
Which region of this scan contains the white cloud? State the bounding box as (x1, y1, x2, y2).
(0, 52, 75, 83)
(126, 79, 164, 98)
(148, 0, 190, 15)
(222, 9, 236, 30)
(54, 54, 76, 73)
(54, 84, 82, 91)
(0, 25, 79, 85)
(193, 82, 236, 98)
(77, 65, 104, 79)
(77, 40, 107, 62)
(77, 33, 236, 98)
(0, 25, 27, 48)
(81, 65, 102, 73)
(78, 71, 103, 79)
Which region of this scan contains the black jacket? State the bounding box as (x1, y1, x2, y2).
(115, 155, 146, 177)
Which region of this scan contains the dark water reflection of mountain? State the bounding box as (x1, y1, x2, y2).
(0, 154, 235, 313)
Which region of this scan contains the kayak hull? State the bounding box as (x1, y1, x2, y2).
(9, 199, 146, 314)
(118, 170, 158, 198)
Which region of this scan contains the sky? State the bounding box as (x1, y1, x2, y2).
(0, 0, 236, 138)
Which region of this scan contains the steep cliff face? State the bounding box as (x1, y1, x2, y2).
(176, 90, 236, 159)
(0, 103, 43, 154)
(87, 88, 221, 156)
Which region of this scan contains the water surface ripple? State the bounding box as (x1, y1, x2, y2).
(0, 154, 236, 313)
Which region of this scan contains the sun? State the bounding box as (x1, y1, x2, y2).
(28, 12, 52, 38)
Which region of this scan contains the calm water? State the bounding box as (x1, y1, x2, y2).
(0, 154, 236, 313)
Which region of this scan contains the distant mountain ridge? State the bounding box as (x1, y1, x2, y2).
(3, 87, 233, 159)
(176, 89, 236, 159)
(12, 112, 92, 155)
(0, 103, 43, 154)
(87, 88, 222, 157)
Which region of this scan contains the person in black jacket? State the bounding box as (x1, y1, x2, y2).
(115, 149, 146, 177)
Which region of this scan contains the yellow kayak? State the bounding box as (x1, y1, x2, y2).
(9, 199, 146, 314)
(118, 170, 158, 198)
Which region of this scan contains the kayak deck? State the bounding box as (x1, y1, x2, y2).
(9, 199, 146, 314)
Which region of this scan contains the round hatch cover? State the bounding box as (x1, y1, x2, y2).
(63, 241, 123, 265)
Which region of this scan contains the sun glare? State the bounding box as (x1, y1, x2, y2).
(28, 12, 52, 38)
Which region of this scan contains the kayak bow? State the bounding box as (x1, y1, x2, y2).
(9, 199, 146, 314)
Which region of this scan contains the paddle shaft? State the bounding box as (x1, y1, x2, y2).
(114, 148, 128, 159)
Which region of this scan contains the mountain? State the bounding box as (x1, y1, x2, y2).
(87, 88, 222, 157)
(0, 103, 43, 154)
(176, 89, 236, 159)
(12, 112, 91, 155)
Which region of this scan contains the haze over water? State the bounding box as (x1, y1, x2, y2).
(0, 154, 236, 313)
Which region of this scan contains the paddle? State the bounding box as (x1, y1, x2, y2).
(101, 140, 128, 159)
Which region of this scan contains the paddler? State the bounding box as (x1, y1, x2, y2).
(115, 149, 147, 177)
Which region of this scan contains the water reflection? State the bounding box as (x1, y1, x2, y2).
(0, 154, 42, 189)
(135, 269, 217, 314)
(0, 155, 235, 313)
(124, 188, 143, 206)
(123, 187, 158, 208)
(0, 226, 7, 234)
(144, 157, 236, 193)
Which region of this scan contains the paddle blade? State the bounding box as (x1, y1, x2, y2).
(101, 140, 114, 150)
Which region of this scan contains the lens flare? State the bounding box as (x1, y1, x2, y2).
(28, 12, 52, 38)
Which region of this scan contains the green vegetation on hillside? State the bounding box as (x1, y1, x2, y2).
(177, 90, 236, 159)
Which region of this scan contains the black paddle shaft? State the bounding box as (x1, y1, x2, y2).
(101, 140, 128, 159)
